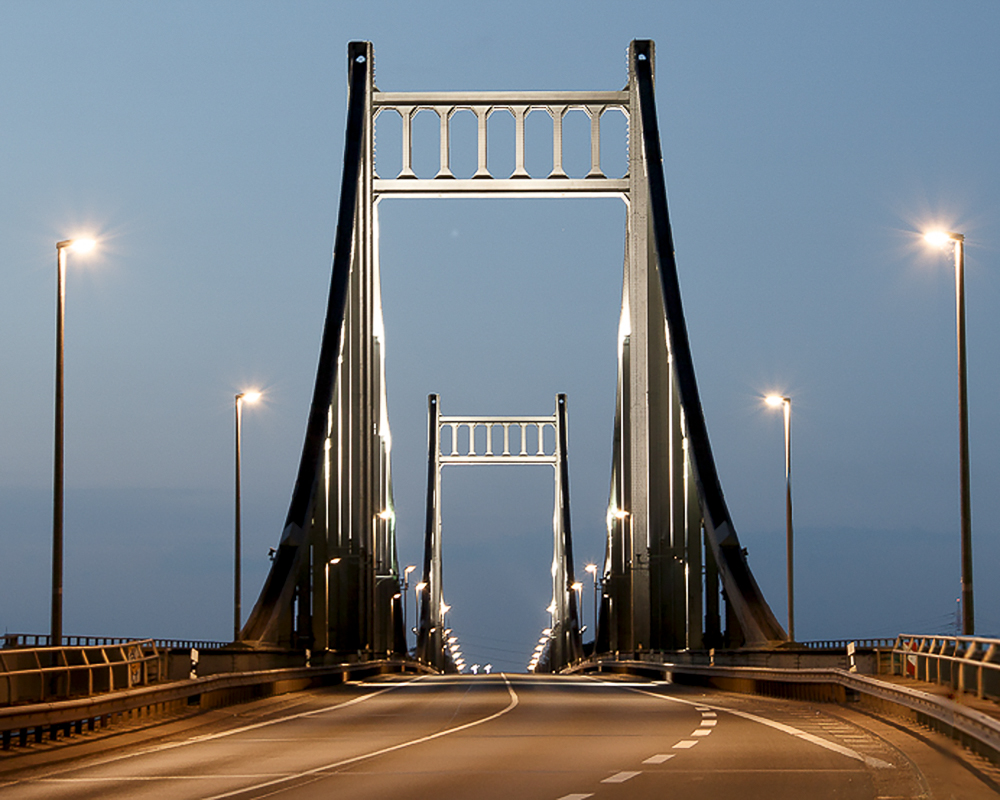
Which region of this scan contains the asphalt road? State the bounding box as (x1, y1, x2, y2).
(1, 673, 997, 799)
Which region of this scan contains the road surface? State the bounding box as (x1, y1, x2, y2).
(1, 673, 996, 798)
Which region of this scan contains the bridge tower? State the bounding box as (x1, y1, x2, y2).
(240, 42, 402, 657)
(417, 395, 583, 671)
(240, 39, 786, 660)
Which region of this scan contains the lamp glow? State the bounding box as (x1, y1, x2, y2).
(70, 238, 96, 253)
(924, 230, 953, 248)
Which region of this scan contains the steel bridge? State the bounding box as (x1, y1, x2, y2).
(238, 39, 786, 672)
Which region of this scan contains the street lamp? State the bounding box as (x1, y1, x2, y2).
(402, 565, 416, 649)
(234, 390, 262, 640)
(414, 580, 427, 637)
(51, 237, 97, 647)
(571, 581, 583, 633)
(584, 564, 598, 637)
(765, 394, 794, 641)
(924, 229, 974, 634)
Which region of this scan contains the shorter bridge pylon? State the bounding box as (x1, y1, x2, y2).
(416, 394, 583, 671)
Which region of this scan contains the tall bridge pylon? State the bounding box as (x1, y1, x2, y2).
(240, 39, 786, 660)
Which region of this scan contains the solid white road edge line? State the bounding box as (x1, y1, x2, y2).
(585, 676, 893, 769)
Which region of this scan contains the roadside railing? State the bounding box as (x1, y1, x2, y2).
(801, 638, 896, 650)
(892, 633, 1000, 702)
(0, 639, 163, 706)
(2, 633, 228, 650)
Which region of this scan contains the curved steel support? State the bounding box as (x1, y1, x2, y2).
(632, 40, 786, 645)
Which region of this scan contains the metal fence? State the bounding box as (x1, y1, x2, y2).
(2, 633, 228, 650)
(892, 633, 1000, 702)
(800, 638, 896, 650)
(0, 639, 164, 706)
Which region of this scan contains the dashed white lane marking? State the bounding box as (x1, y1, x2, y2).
(590, 678, 893, 770)
(701, 711, 717, 718)
(692, 729, 712, 737)
(601, 771, 641, 783)
(642, 754, 675, 764)
(673, 740, 699, 749)
(556, 794, 594, 800)
(201, 675, 521, 800)
(700, 719, 717, 727)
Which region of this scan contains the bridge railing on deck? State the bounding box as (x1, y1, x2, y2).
(0, 639, 164, 706)
(892, 633, 1000, 702)
(3, 633, 228, 650)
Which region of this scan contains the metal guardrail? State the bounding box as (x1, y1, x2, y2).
(0, 639, 162, 706)
(2, 634, 228, 650)
(1, 659, 433, 751)
(801, 638, 896, 650)
(892, 633, 1000, 702)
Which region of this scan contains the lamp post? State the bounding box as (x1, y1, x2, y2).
(765, 394, 794, 641)
(585, 563, 598, 637)
(925, 230, 974, 635)
(571, 581, 584, 634)
(414, 580, 427, 639)
(234, 390, 261, 641)
(402, 565, 416, 649)
(52, 237, 96, 647)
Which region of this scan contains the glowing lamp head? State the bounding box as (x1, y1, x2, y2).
(242, 390, 262, 404)
(571, 581, 583, 591)
(70, 238, 97, 253)
(585, 563, 597, 575)
(765, 395, 785, 408)
(924, 230, 952, 248)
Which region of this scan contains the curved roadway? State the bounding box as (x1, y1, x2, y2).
(1, 673, 996, 798)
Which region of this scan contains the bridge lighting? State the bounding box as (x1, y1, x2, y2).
(66, 237, 97, 254)
(448, 636, 458, 644)
(51, 236, 99, 647)
(764, 394, 794, 641)
(613, 508, 629, 520)
(584, 564, 600, 638)
(329, 557, 342, 565)
(234, 389, 263, 641)
(923, 228, 974, 634)
(546, 602, 556, 615)
(924, 230, 954, 248)
(378, 509, 393, 521)
(542, 628, 552, 635)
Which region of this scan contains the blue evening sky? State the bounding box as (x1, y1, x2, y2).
(2, 1, 999, 671)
